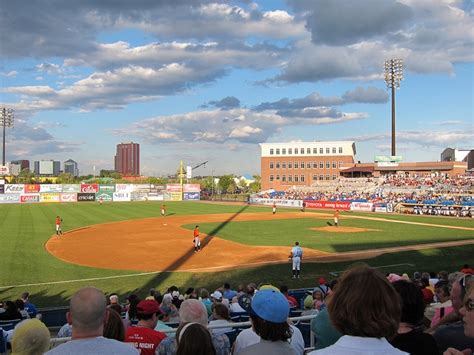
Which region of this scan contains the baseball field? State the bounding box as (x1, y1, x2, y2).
(1, 200, 473, 307)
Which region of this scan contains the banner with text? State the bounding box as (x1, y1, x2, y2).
(0, 194, 20, 203)
(62, 184, 81, 192)
(77, 193, 96, 202)
(20, 194, 40, 203)
(113, 192, 131, 202)
(350, 202, 374, 212)
(304, 200, 351, 211)
(24, 184, 40, 193)
(40, 184, 62, 193)
(40, 193, 60, 203)
(5, 184, 24, 194)
(60, 193, 78, 203)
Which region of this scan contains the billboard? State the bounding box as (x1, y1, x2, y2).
(304, 200, 351, 211)
(96, 192, 113, 201)
(350, 202, 374, 212)
(99, 184, 115, 192)
(5, 184, 24, 194)
(80, 184, 99, 193)
(374, 155, 403, 162)
(0, 165, 9, 175)
(62, 184, 81, 192)
(131, 192, 148, 201)
(184, 192, 200, 200)
(40, 184, 62, 193)
(20, 194, 40, 203)
(165, 191, 182, 201)
(60, 193, 78, 202)
(166, 184, 182, 192)
(116, 184, 133, 193)
(113, 192, 131, 202)
(40, 193, 60, 203)
(0, 194, 20, 203)
(183, 184, 200, 192)
(24, 184, 41, 193)
(77, 193, 96, 202)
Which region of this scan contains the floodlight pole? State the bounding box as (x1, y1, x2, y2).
(1, 107, 14, 166)
(384, 59, 403, 157)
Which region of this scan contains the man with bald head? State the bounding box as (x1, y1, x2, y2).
(46, 286, 138, 354)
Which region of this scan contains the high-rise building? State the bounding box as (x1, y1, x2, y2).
(259, 141, 356, 191)
(115, 142, 140, 175)
(34, 160, 61, 176)
(64, 159, 79, 177)
(11, 160, 30, 171)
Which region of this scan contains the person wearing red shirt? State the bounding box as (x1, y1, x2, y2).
(193, 225, 201, 252)
(55, 216, 63, 236)
(125, 300, 167, 355)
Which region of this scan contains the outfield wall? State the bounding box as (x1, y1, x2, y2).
(0, 183, 201, 204)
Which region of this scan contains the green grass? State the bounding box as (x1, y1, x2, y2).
(0, 201, 472, 307)
(190, 216, 474, 252)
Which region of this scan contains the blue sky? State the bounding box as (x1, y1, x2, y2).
(0, 0, 472, 176)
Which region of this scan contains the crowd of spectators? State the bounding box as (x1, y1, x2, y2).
(1, 264, 473, 354)
(256, 174, 474, 213)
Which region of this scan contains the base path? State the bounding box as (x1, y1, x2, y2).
(45, 212, 474, 272)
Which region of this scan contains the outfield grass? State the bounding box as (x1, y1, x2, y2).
(0, 201, 472, 307)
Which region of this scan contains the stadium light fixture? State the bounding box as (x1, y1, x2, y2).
(384, 59, 403, 157)
(0, 107, 14, 166)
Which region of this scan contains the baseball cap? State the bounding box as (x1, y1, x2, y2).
(210, 291, 223, 300)
(259, 284, 280, 293)
(137, 300, 160, 315)
(247, 289, 289, 323)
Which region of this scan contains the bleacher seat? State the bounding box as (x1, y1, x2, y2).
(229, 312, 249, 322)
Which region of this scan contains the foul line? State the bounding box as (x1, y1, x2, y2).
(329, 263, 415, 276)
(0, 271, 164, 290)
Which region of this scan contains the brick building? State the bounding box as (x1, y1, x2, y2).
(259, 141, 356, 191)
(114, 142, 140, 176)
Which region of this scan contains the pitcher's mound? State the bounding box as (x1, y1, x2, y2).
(312, 226, 380, 233)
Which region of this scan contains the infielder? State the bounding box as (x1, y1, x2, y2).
(334, 210, 340, 227)
(55, 216, 63, 236)
(272, 203, 277, 215)
(193, 225, 201, 252)
(289, 241, 303, 279)
(161, 204, 166, 217)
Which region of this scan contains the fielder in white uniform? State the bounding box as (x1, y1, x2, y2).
(290, 241, 303, 279)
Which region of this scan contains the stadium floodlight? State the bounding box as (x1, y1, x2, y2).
(384, 59, 403, 157)
(0, 107, 15, 166)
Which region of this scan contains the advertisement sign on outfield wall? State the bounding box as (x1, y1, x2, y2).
(304, 200, 351, 210)
(62, 184, 81, 192)
(250, 197, 302, 208)
(77, 193, 95, 202)
(184, 192, 200, 200)
(24, 184, 40, 193)
(165, 191, 182, 201)
(0, 185, 4, 194)
(350, 202, 374, 212)
(113, 192, 131, 202)
(40, 193, 60, 203)
(183, 184, 200, 192)
(20, 194, 40, 203)
(0, 194, 20, 203)
(115, 184, 132, 193)
(147, 193, 164, 201)
(131, 192, 148, 201)
(5, 184, 24, 194)
(80, 184, 99, 193)
(96, 192, 113, 201)
(40, 184, 62, 193)
(166, 184, 182, 192)
(99, 184, 115, 192)
(60, 193, 77, 202)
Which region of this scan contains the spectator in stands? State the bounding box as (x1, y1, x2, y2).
(308, 265, 406, 354)
(444, 282, 474, 354)
(433, 274, 474, 353)
(11, 318, 50, 355)
(104, 308, 126, 341)
(210, 290, 224, 305)
(229, 296, 246, 313)
(209, 304, 232, 336)
(312, 287, 326, 311)
(310, 306, 342, 350)
(301, 293, 319, 317)
(46, 286, 138, 354)
(125, 294, 140, 326)
(176, 322, 216, 355)
(183, 288, 197, 300)
(390, 280, 438, 355)
(0, 301, 22, 321)
(279, 285, 298, 308)
(223, 283, 237, 301)
(154, 306, 176, 338)
(199, 289, 213, 316)
(419, 278, 434, 305)
(21, 292, 37, 319)
(461, 264, 474, 275)
(57, 318, 72, 338)
(234, 289, 295, 355)
(125, 299, 167, 355)
(156, 299, 230, 355)
(425, 280, 453, 328)
(15, 299, 29, 319)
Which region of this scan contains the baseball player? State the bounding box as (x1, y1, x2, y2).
(193, 225, 201, 252)
(55, 216, 63, 236)
(272, 203, 277, 215)
(334, 210, 340, 227)
(289, 241, 303, 279)
(161, 204, 166, 217)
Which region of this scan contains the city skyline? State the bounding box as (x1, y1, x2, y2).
(1, 0, 472, 176)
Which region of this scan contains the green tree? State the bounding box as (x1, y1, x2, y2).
(217, 175, 235, 194)
(237, 178, 248, 193)
(16, 168, 36, 184)
(56, 172, 75, 183)
(249, 175, 261, 193)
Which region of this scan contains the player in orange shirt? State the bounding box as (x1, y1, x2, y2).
(193, 225, 201, 252)
(55, 216, 63, 235)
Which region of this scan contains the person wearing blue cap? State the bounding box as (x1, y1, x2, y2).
(237, 289, 295, 355)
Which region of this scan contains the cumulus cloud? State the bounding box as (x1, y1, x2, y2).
(204, 96, 241, 109)
(342, 86, 389, 104)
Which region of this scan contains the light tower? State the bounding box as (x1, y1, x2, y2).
(384, 59, 403, 157)
(0, 107, 15, 166)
